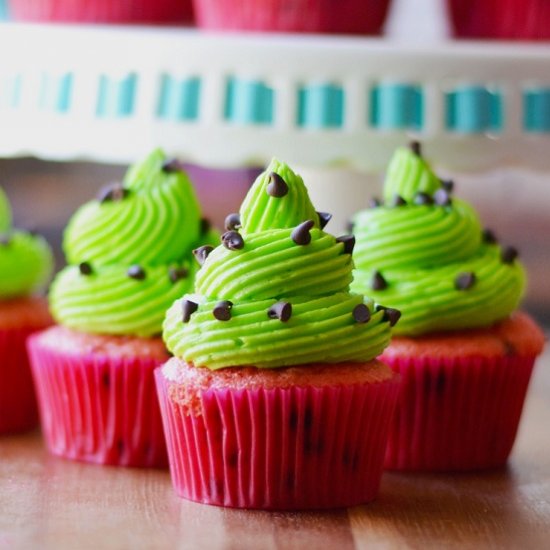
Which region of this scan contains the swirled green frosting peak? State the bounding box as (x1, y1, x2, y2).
(351, 144, 525, 336)
(163, 159, 396, 370)
(50, 150, 213, 337)
(240, 158, 320, 234)
(0, 186, 53, 299)
(383, 144, 441, 203)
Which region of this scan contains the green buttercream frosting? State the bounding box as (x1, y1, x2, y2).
(351, 145, 525, 336)
(0, 187, 53, 299)
(50, 150, 212, 337)
(163, 159, 394, 370)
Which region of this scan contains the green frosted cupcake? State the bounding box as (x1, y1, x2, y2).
(157, 159, 401, 509)
(351, 142, 545, 471)
(0, 184, 53, 434)
(28, 151, 216, 467)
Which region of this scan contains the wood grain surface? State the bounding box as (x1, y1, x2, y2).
(1, 345, 549, 550)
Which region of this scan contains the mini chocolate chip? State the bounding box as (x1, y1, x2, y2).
(213, 300, 233, 321)
(501, 246, 519, 264)
(336, 235, 355, 255)
(182, 299, 198, 323)
(97, 183, 129, 203)
(391, 194, 407, 207)
(127, 265, 146, 280)
(162, 158, 183, 173)
(200, 218, 211, 235)
(353, 304, 371, 324)
(368, 197, 382, 208)
(168, 266, 189, 283)
(78, 262, 93, 275)
(414, 192, 433, 206)
(266, 172, 288, 197)
(268, 301, 292, 322)
(291, 220, 315, 246)
(193, 245, 213, 266)
(410, 140, 422, 156)
(0, 234, 11, 246)
(371, 270, 388, 291)
(482, 228, 497, 244)
(382, 307, 401, 327)
(455, 272, 476, 290)
(317, 211, 332, 230)
(224, 213, 241, 231)
(434, 189, 452, 207)
(221, 230, 244, 251)
(441, 179, 454, 192)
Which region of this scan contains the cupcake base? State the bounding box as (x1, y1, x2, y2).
(383, 312, 545, 471)
(156, 359, 400, 510)
(0, 297, 52, 435)
(28, 326, 169, 468)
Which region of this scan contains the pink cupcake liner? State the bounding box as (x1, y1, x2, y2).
(193, 0, 391, 34)
(447, 0, 550, 40)
(155, 365, 400, 510)
(0, 326, 40, 434)
(383, 353, 537, 471)
(9, 0, 193, 24)
(28, 333, 168, 468)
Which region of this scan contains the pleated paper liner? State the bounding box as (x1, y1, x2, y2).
(0, 326, 42, 434)
(28, 326, 168, 468)
(156, 359, 400, 510)
(382, 311, 546, 472)
(9, 0, 193, 23)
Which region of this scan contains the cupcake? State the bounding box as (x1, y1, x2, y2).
(28, 150, 215, 467)
(193, 0, 391, 34)
(351, 142, 546, 471)
(156, 159, 401, 509)
(9, 0, 193, 24)
(447, 0, 550, 40)
(0, 185, 53, 434)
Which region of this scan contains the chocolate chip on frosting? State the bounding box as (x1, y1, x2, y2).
(266, 172, 289, 197)
(162, 158, 183, 173)
(193, 245, 213, 266)
(213, 300, 233, 321)
(434, 189, 452, 207)
(371, 270, 388, 291)
(317, 211, 332, 230)
(291, 220, 315, 245)
(352, 303, 371, 324)
(391, 195, 407, 207)
(181, 299, 198, 323)
(97, 183, 129, 204)
(368, 197, 382, 208)
(78, 262, 93, 275)
(376, 305, 401, 327)
(441, 179, 454, 193)
(336, 235, 355, 255)
(413, 192, 433, 206)
(501, 246, 519, 264)
(455, 272, 476, 290)
(200, 218, 211, 235)
(127, 265, 146, 280)
(221, 230, 244, 251)
(482, 228, 497, 244)
(268, 301, 292, 322)
(224, 213, 241, 231)
(168, 266, 189, 283)
(410, 140, 422, 157)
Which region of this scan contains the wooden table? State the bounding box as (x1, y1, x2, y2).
(1, 345, 549, 550)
